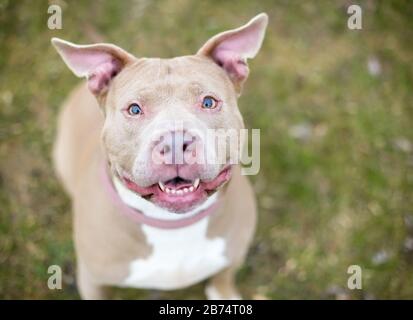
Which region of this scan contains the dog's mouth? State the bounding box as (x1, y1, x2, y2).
(122, 166, 232, 213)
(158, 176, 201, 195)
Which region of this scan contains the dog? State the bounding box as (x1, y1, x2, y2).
(51, 13, 268, 299)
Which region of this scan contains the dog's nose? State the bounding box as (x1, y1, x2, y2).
(152, 131, 198, 165)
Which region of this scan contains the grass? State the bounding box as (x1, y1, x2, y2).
(0, 0, 412, 299)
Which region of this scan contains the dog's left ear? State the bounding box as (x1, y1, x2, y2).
(197, 13, 268, 92)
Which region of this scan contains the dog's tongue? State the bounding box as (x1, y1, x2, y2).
(164, 177, 193, 190)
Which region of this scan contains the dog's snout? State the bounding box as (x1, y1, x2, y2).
(153, 130, 199, 165)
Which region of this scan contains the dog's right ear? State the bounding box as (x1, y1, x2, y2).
(51, 38, 136, 96)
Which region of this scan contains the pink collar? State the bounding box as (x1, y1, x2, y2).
(101, 163, 220, 229)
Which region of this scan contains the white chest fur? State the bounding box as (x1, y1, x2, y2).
(122, 217, 228, 290)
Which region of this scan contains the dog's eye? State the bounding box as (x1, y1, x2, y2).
(201, 96, 218, 109)
(127, 103, 142, 116)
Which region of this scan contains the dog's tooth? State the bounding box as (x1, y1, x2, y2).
(193, 178, 200, 189)
(171, 189, 176, 194)
(158, 181, 165, 191)
(183, 188, 189, 193)
(177, 190, 183, 195)
(189, 186, 194, 192)
(165, 188, 171, 193)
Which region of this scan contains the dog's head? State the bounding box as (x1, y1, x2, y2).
(52, 14, 267, 213)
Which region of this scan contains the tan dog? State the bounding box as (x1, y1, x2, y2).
(51, 13, 268, 299)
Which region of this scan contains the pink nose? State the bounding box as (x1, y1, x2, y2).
(152, 131, 198, 165)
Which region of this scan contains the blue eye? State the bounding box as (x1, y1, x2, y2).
(128, 103, 142, 115)
(201, 96, 218, 109)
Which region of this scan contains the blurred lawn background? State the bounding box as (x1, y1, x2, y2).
(0, 0, 412, 299)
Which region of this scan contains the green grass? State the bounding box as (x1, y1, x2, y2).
(0, 0, 412, 299)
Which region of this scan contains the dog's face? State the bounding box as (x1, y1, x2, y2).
(52, 14, 267, 213)
(102, 56, 243, 213)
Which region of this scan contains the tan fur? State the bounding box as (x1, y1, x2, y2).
(53, 14, 267, 299)
(55, 70, 256, 300)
